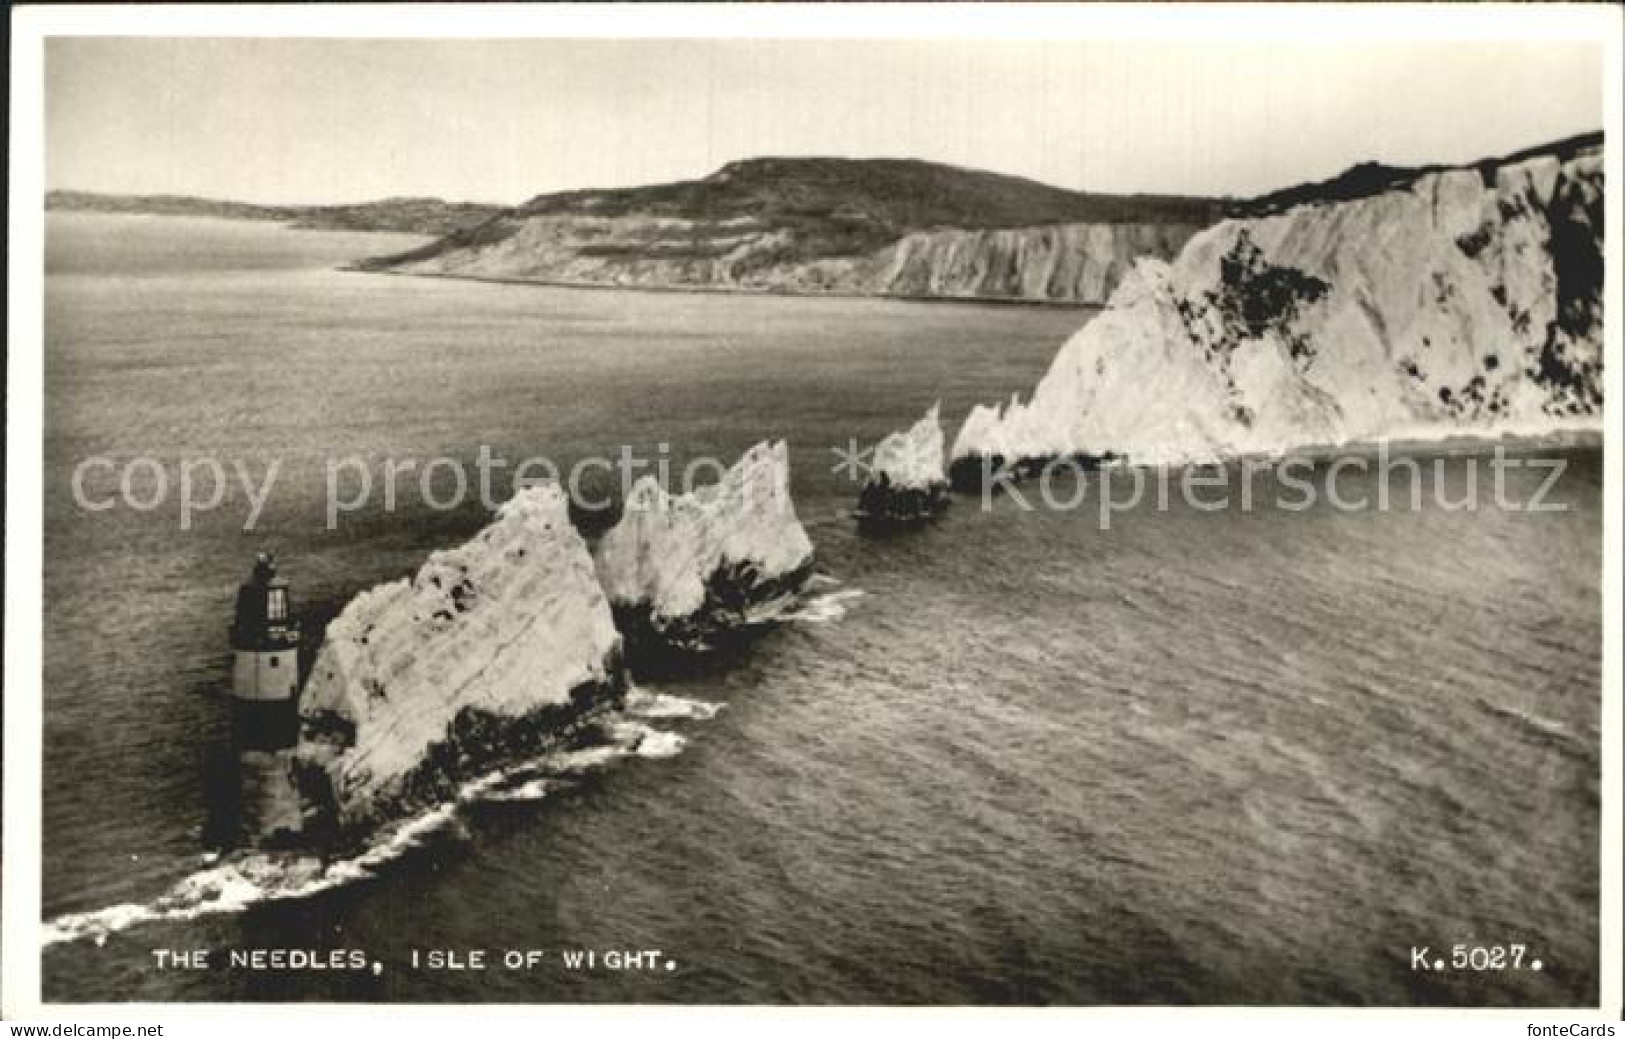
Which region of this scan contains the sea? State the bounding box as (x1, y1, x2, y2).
(39, 212, 1603, 1005)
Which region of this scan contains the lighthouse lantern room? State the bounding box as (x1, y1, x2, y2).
(229, 553, 301, 750)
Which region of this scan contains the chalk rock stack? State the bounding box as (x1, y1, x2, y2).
(292, 483, 626, 836)
(594, 440, 816, 653)
(857, 403, 951, 526)
(951, 137, 1604, 473)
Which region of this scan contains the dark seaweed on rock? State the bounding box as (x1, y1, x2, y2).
(1197, 230, 1331, 369)
(1533, 163, 1606, 414)
(947, 452, 1115, 495)
(611, 559, 817, 667)
(855, 475, 951, 529)
(309, 668, 626, 851)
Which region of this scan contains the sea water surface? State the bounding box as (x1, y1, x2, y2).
(41, 213, 1602, 1005)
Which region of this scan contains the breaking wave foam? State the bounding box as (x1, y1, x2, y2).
(43, 702, 708, 949)
(609, 720, 688, 759)
(777, 587, 865, 624)
(624, 688, 725, 721)
(1473, 696, 1589, 756)
(736, 573, 863, 627)
(41, 803, 463, 950)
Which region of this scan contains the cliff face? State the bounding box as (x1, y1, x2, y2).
(952, 138, 1604, 468)
(593, 441, 816, 652)
(868, 223, 1204, 303)
(378, 212, 809, 289)
(290, 484, 624, 836)
(363, 157, 1219, 303)
(374, 215, 1202, 305)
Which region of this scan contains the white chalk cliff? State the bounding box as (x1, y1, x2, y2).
(387, 217, 1200, 305)
(594, 440, 815, 650)
(295, 483, 624, 831)
(868, 223, 1202, 303)
(952, 139, 1604, 468)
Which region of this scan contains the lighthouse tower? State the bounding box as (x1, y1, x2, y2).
(229, 553, 301, 751)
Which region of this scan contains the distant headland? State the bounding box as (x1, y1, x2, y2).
(44, 190, 504, 237)
(47, 132, 1602, 310)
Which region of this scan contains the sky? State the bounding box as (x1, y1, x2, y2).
(46, 37, 1604, 206)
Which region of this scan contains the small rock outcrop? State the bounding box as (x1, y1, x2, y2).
(256, 483, 626, 844)
(856, 404, 950, 526)
(593, 440, 816, 654)
(950, 135, 1604, 474)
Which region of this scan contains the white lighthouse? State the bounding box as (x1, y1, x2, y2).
(229, 553, 301, 750)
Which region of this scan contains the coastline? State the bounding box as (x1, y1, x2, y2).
(342, 265, 1108, 310)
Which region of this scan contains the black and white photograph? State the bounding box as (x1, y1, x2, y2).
(4, 3, 1621, 1021)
